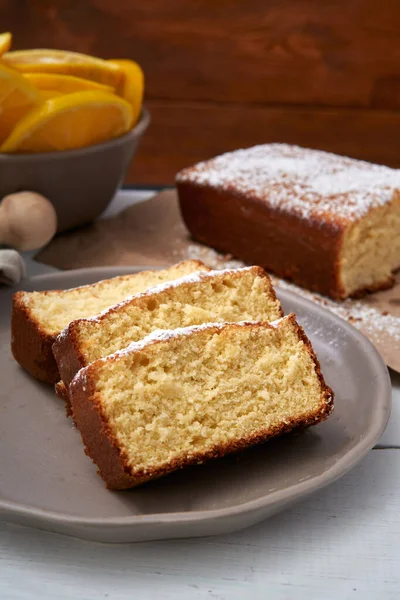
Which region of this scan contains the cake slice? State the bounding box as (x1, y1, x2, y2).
(69, 314, 333, 490)
(177, 144, 400, 299)
(53, 266, 283, 388)
(11, 260, 209, 384)
(55, 381, 72, 415)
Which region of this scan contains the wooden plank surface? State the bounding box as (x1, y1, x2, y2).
(2, 0, 400, 108)
(132, 101, 400, 183)
(2, 0, 400, 182)
(2, 448, 400, 599)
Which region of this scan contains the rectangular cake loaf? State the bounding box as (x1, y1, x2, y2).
(69, 314, 333, 489)
(11, 260, 208, 384)
(53, 266, 283, 388)
(176, 144, 400, 300)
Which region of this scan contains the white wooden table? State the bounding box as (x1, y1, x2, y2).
(2, 190, 400, 600)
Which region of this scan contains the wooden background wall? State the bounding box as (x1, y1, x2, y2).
(1, 0, 400, 184)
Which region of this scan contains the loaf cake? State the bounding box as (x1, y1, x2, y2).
(11, 260, 209, 384)
(176, 144, 400, 300)
(69, 314, 333, 489)
(53, 266, 283, 387)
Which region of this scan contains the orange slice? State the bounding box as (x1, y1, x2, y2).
(39, 90, 64, 100)
(109, 59, 144, 125)
(0, 62, 41, 143)
(2, 49, 123, 88)
(24, 73, 114, 95)
(0, 32, 12, 56)
(0, 90, 133, 153)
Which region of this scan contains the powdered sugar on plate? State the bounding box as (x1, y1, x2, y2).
(177, 144, 400, 223)
(272, 275, 400, 341)
(186, 244, 245, 270)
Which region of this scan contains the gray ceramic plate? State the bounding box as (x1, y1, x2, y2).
(0, 267, 392, 543)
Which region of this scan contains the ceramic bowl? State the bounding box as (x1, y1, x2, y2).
(0, 107, 150, 232)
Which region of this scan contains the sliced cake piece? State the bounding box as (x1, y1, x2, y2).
(55, 381, 72, 416)
(69, 314, 333, 490)
(53, 266, 283, 387)
(177, 144, 400, 299)
(11, 260, 208, 384)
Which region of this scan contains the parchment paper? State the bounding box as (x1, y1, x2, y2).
(37, 190, 400, 372)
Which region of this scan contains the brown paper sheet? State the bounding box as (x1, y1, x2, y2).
(37, 189, 400, 372)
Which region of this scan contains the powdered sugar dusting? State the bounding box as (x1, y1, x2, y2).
(71, 366, 88, 394)
(186, 244, 245, 270)
(111, 322, 233, 357)
(271, 274, 400, 343)
(56, 324, 69, 345)
(177, 144, 400, 223)
(133, 266, 252, 295)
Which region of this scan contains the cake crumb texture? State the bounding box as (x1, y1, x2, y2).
(70, 315, 333, 489)
(15, 260, 209, 335)
(11, 260, 209, 383)
(54, 266, 282, 385)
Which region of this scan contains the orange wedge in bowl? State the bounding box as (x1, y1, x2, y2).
(0, 90, 134, 153)
(24, 73, 115, 95)
(0, 62, 41, 143)
(0, 32, 12, 56)
(109, 59, 144, 125)
(38, 90, 64, 100)
(2, 49, 124, 88)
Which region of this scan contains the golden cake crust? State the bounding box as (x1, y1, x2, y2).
(53, 265, 283, 387)
(11, 260, 208, 384)
(55, 380, 73, 417)
(11, 293, 60, 384)
(178, 182, 347, 298)
(69, 317, 333, 490)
